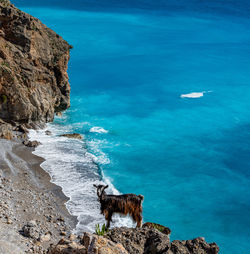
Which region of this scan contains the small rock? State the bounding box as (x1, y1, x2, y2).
(0, 29, 5, 37)
(6, 218, 12, 224)
(22, 220, 40, 240)
(57, 216, 65, 222)
(39, 232, 51, 242)
(56, 112, 62, 117)
(27, 220, 37, 227)
(59, 133, 83, 139)
(45, 130, 52, 135)
(60, 231, 67, 236)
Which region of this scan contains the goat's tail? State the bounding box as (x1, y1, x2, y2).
(138, 194, 144, 201)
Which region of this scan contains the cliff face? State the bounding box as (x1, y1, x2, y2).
(0, 1, 71, 124)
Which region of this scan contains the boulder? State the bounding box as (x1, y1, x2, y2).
(0, 119, 13, 140)
(23, 140, 41, 148)
(21, 220, 40, 240)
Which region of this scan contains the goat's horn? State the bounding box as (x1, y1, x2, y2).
(104, 185, 109, 189)
(93, 184, 98, 188)
(138, 195, 144, 201)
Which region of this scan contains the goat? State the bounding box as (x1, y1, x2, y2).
(93, 184, 144, 229)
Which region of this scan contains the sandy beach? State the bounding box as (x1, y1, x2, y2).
(0, 139, 77, 253)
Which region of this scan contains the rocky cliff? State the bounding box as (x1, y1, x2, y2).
(0, 0, 71, 125)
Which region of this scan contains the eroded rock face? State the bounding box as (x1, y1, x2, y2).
(0, 1, 71, 124)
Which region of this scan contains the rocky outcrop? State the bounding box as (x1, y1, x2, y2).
(48, 232, 128, 254)
(106, 226, 171, 254)
(0, 1, 71, 125)
(48, 225, 219, 254)
(170, 238, 219, 254)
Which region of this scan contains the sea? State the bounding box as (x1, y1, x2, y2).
(11, 1, 250, 253)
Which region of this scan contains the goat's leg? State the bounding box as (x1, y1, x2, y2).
(105, 213, 112, 230)
(135, 214, 142, 228)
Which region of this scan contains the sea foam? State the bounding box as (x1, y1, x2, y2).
(180, 91, 212, 98)
(90, 127, 108, 134)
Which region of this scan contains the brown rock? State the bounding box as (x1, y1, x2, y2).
(0, 2, 71, 124)
(21, 220, 40, 240)
(60, 133, 83, 139)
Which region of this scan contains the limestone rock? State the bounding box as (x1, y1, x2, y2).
(0, 2, 71, 124)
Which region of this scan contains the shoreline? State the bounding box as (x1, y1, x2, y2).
(0, 138, 77, 253)
(13, 142, 78, 228)
(28, 126, 137, 233)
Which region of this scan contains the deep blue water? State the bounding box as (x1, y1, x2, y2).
(12, 1, 250, 253)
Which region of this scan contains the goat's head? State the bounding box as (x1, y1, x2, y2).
(93, 184, 109, 199)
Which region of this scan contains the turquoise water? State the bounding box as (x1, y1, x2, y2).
(13, 1, 250, 253)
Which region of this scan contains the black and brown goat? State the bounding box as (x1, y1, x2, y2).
(93, 184, 144, 229)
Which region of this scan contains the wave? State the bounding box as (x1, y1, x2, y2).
(28, 124, 134, 233)
(180, 90, 212, 98)
(89, 126, 108, 134)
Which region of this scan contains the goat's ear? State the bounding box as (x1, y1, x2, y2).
(104, 185, 109, 190)
(93, 184, 98, 188)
